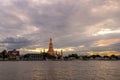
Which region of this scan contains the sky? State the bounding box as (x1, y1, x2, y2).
(0, 0, 120, 55)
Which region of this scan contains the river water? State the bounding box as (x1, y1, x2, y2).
(0, 61, 119, 80)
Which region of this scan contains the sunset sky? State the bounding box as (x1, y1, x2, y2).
(0, 0, 120, 55)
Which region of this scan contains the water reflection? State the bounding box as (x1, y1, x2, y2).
(0, 61, 120, 80)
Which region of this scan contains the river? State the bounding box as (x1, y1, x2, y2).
(0, 61, 120, 80)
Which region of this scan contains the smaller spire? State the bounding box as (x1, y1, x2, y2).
(61, 50, 64, 60)
(44, 49, 45, 53)
(56, 51, 58, 55)
(40, 50, 42, 53)
(61, 50, 63, 55)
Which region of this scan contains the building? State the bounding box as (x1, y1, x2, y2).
(47, 38, 64, 60)
(47, 38, 55, 55)
(8, 49, 20, 60)
(23, 53, 44, 60)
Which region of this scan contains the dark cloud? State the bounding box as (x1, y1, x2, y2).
(1, 37, 31, 49)
(2, 37, 29, 43)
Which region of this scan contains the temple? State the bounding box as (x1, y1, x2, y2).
(47, 38, 55, 55)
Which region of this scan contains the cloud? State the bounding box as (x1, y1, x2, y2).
(0, 37, 31, 49)
(91, 0, 119, 15)
(93, 38, 120, 47)
(85, 19, 116, 36)
(93, 28, 120, 36)
(0, 0, 120, 55)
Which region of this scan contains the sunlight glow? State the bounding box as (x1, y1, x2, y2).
(88, 51, 120, 56)
(93, 29, 120, 36)
(19, 47, 76, 54)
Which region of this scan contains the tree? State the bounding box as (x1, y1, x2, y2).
(68, 54, 79, 59)
(1, 50, 7, 60)
(90, 55, 101, 59)
(110, 55, 118, 60)
(43, 53, 56, 60)
(82, 56, 89, 60)
(103, 55, 110, 60)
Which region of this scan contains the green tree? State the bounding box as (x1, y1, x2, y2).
(110, 55, 118, 60)
(68, 54, 79, 59)
(1, 50, 7, 60)
(43, 53, 56, 60)
(82, 56, 89, 60)
(90, 55, 101, 59)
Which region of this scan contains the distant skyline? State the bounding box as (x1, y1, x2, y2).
(0, 0, 120, 55)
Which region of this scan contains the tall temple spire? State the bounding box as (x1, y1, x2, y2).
(48, 38, 55, 55)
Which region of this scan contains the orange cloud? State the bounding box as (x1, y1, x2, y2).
(93, 38, 120, 46)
